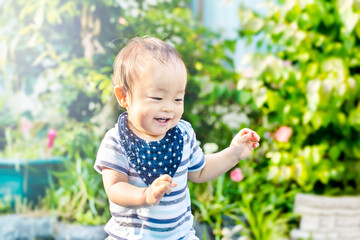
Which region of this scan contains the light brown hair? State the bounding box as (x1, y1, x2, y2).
(112, 36, 185, 96)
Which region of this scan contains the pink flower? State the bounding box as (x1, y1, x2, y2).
(242, 66, 254, 78)
(118, 17, 128, 25)
(21, 117, 34, 136)
(230, 168, 244, 182)
(283, 60, 292, 67)
(47, 128, 57, 149)
(275, 126, 292, 143)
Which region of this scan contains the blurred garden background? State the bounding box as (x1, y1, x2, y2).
(0, 0, 360, 239)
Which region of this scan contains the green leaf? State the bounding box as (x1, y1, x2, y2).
(306, 79, 321, 111)
(267, 90, 285, 112)
(337, 0, 360, 34)
(310, 113, 323, 130)
(305, 62, 319, 78)
(253, 87, 267, 108)
(236, 90, 252, 104)
(329, 145, 341, 161)
(303, 111, 313, 125)
(349, 106, 360, 130)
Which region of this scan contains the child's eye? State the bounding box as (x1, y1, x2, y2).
(175, 98, 183, 102)
(151, 97, 163, 101)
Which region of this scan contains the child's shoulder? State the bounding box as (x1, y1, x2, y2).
(102, 126, 120, 142)
(177, 119, 194, 134)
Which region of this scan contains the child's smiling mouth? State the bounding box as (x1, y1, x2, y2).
(155, 118, 170, 124)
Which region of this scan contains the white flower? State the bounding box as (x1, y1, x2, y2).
(170, 36, 183, 45)
(203, 143, 219, 154)
(268, 166, 279, 180)
(222, 112, 249, 131)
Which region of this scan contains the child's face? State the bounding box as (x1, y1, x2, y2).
(126, 59, 187, 141)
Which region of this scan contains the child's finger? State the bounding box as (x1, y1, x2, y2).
(151, 175, 177, 198)
(236, 132, 252, 143)
(239, 128, 251, 136)
(252, 142, 260, 149)
(153, 189, 164, 198)
(158, 174, 173, 183)
(156, 182, 173, 195)
(153, 184, 167, 198)
(153, 175, 171, 187)
(251, 132, 260, 142)
(158, 180, 177, 194)
(237, 129, 260, 143)
(242, 129, 259, 141)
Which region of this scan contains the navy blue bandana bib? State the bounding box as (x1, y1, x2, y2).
(117, 112, 184, 186)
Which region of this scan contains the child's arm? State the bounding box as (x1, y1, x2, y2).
(102, 167, 177, 207)
(188, 128, 260, 183)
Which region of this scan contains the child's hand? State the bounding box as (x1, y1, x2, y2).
(230, 128, 260, 161)
(144, 174, 177, 206)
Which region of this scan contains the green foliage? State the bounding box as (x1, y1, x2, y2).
(1, 0, 240, 232)
(191, 159, 299, 240)
(228, 163, 298, 240)
(0, 0, 298, 238)
(3, 0, 359, 239)
(42, 122, 110, 225)
(0, 120, 49, 160)
(0, 0, 114, 223)
(0, 0, 112, 158)
(238, 0, 360, 196)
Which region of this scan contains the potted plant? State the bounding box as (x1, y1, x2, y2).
(0, 117, 64, 207)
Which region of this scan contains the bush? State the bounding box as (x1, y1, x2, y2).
(238, 0, 360, 195)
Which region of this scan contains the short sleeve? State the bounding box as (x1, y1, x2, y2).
(179, 120, 205, 172)
(94, 127, 129, 176)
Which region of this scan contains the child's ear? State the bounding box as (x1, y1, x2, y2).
(114, 85, 128, 108)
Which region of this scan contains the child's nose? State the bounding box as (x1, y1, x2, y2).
(161, 103, 174, 113)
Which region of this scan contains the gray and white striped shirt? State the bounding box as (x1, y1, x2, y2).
(94, 120, 205, 240)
